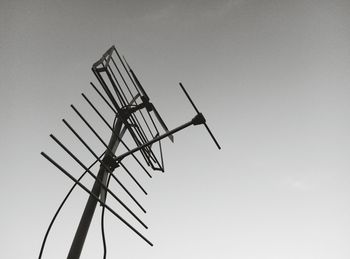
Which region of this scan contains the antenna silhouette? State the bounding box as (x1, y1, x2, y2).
(39, 45, 220, 259)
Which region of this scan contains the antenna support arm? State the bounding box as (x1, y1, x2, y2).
(116, 114, 203, 162)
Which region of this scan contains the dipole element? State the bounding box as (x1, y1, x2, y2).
(179, 83, 221, 150)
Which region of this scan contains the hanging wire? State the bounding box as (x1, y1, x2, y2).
(38, 153, 105, 259)
(101, 173, 112, 259)
(41, 151, 154, 246)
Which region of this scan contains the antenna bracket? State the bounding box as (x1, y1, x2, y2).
(102, 154, 119, 171)
(191, 113, 206, 125)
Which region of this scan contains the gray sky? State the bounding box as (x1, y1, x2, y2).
(1, 0, 350, 258)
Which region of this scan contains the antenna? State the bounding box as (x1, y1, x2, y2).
(39, 45, 221, 259)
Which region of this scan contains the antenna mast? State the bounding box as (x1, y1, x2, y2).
(40, 45, 220, 259)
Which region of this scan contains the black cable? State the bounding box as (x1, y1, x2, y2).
(101, 173, 112, 259)
(38, 153, 104, 259)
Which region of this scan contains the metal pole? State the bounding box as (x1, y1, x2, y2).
(67, 118, 124, 259)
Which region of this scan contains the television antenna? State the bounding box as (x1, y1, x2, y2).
(39, 45, 220, 259)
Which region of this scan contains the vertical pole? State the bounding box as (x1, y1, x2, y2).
(67, 118, 123, 259)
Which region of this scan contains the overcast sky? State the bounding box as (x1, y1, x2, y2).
(1, 0, 350, 258)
